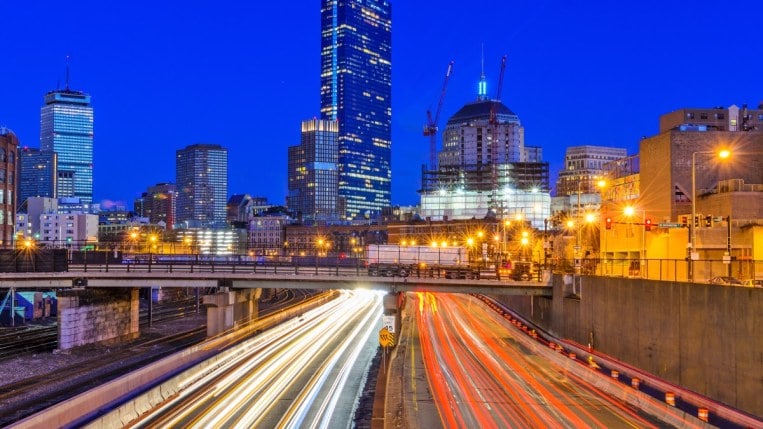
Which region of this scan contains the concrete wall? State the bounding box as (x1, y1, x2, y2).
(57, 288, 139, 350)
(496, 275, 763, 417)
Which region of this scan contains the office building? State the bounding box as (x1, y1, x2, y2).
(135, 183, 177, 229)
(320, 0, 392, 220)
(556, 145, 628, 197)
(18, 147, 57, 207)
(287, 119, 342, 224)
(175, 144, 228, 228)
(0, 128, 17, 246)
(640, 105, 763, 223)
(40, 86, 94, 204)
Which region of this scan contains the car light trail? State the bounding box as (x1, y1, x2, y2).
(413, 293, 670, 428)
(131, 290, 381, 428)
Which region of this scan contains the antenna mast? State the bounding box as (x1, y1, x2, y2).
(65, 55, 71, 91)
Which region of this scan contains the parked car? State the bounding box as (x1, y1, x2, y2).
(741, 279, 763, 288)
(708, 276, 743, 286)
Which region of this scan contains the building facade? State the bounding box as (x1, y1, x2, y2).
(659, 103, 763, 133)
(14, 197, 97, 246)
(18, 146, 57, 208)
(136, 183, 177, 229)
(248, 215, 289, 256)
(320, 0, 392, 220)
(556, 145, 628, 197)
(0, 128, 17, 247)
(40, 89, 94, 204)
(287, 119, 342, 224)
(175, 144, 228, 228)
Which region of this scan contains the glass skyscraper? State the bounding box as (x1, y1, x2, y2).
(175, 144, 228, 228)
(287, 119, 342, 224)
(18, 147, 57, 208)
(320, 0, 392, 220)
(40, 89, 94, 204)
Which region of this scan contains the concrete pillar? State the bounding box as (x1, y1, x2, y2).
(57, 288, 139, 350)
(233, 288, 261, 328)
(203, 290, 236, 338)
(203, 288, 262, 337)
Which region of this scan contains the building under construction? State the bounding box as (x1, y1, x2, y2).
(418, 57, 551, 229)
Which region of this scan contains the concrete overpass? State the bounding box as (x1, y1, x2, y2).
(0, 267, 551, 349)
(0, 269, 552, 296)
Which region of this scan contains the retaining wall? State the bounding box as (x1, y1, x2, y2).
(57, 288, 139, 350)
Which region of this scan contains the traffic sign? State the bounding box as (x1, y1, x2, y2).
(658, 223, 683, 228)
(379, 327, 396, 347)
(382, 315, 396, 334)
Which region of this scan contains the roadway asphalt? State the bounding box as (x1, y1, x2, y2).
(382, 294, 443, 429)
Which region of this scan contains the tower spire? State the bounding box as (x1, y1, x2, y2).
(478, 44, 487, 100)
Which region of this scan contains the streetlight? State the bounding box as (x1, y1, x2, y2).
(690, 149, 730, 282)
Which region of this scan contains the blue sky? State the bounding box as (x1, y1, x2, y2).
(2, 1, 762, 209)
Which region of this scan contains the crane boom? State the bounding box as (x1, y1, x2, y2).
(490, 55, 508, 210)
(424, 60, 454, 170)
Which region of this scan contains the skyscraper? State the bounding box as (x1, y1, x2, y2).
(287, 119, 342, 224)
(320, 0, 392, 220)
(18, 147, 57, 207)
(0, 128, 18, 246)
(40, 85, 94, 204)
(175, 144, 228, 228)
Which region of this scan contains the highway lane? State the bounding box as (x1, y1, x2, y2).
(129, 290, 381, 429)
(412, 292, 673, 428)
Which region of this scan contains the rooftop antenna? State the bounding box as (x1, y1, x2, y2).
(478, 43, 487, 100)
(65, 55, 71, 91)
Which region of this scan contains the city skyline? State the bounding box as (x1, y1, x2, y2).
(1, 1, 762, 209)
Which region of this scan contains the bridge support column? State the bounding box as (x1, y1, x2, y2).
(57, 288, 139, 350)
(203, 288, 261, 337)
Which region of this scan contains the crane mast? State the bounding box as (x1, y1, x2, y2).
(423, 60, 454, 170)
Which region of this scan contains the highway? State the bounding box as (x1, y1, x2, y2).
(410, 293, 673, 428)
(129, 290, 381, 428)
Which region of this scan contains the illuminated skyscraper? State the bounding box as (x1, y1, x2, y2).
(175, 144, 228, 228)
(320, 0, 392, 220)
(287, 119, 342, 224)
(40, 86, 94, 204)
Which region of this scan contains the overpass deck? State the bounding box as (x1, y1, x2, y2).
(0, 266, 551, 296)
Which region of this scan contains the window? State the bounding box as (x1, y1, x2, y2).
(686, 112, 694, 119)
(700, 113, 708, 119)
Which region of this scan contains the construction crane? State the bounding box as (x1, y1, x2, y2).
(423, 60, 454, 170)
(490, 55, 508, 210)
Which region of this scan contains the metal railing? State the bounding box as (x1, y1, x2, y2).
(549, 257, 763, 284)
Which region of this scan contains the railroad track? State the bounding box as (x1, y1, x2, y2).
(0, 325, 58, 359)
(0, 326, 206, 426)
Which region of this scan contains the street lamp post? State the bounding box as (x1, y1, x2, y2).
(690, 149, 730, 282)
(573, 182, 583, 273)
